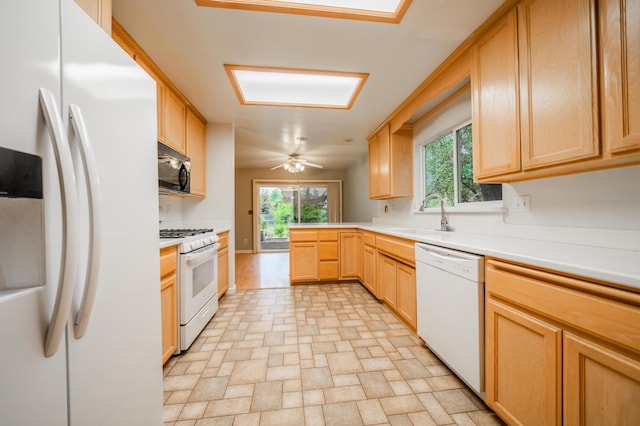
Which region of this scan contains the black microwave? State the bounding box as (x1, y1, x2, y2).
(158, 142, 190, 195)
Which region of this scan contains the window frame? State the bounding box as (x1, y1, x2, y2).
(419, 120, 503, 213)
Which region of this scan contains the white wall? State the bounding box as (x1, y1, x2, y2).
(371, 89, 640, 251)
(343, 153, 377, 223)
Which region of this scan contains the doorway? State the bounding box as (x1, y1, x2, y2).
(253, 180, 342, 252)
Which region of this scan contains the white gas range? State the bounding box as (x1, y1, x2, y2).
(160, 228, 219, 353)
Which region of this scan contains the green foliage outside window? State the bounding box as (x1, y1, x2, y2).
(424, 122, 501, 207)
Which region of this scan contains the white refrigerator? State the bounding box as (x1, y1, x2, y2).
(0, 0, 164, 424)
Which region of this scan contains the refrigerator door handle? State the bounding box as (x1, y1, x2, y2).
(38, 88, 79, 357)
(68, 104, 102, 339)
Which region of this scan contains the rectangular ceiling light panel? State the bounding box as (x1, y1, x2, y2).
(195, 0, 412, 23)
(225, 65, 368, 109)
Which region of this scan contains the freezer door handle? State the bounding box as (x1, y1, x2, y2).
(69, 104, 102, 339)
(39, 88, 79, 357)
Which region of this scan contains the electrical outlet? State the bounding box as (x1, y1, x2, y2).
(514, 195, 531, 212)
(166, 204, 172, 214)
(243, 238, 248, 245)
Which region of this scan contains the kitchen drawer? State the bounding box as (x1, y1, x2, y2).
(290, 230, 317, 242)
(486, 259, 640, 354)
(160, 245, 177, 280)
(375, 235, 415, 266)
(319, 241, 338, 261)
(318, 230, 339, 241)
(361, 232, 376, 247)
(319, 261, 339, 280)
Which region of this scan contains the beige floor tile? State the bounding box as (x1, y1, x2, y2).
(185, 361, 208, 375)
(327, 351, 364, 375)
(361, 357, 395, 372)
(466, 410, 506, 425)
(164, 404, 183, 422)
(323, 401, 363, 426)
(303, 389, 326, 406)
(251, 381, 282, 412)
(332, 373, 360, 387)
(167, 390, 192, 404)
(282, 391, 303, 408)
(217, 361, 235, 377)
(302, 366, 334, 390)
(266, 365, 300, 381)
(426, 375, 465, 391)
(204, 397, 252, 417)
(433, 389, 479, 414)
(224, 384, 254, 399)
(379, 394, 426, 416)
(450, 413, 476, 426)
(231, 412, 260, 426)
(394, 359, 431, 380)
(334, 341, 354, 352)
(267, 353, 283, 367)
(358, 371, 395, 398)
(387, 414, 413, 425)
(408, 410, 438, 425)
(357, 399, 388, 425)
(188, 377, 230, 402)
(312, 341, 337, 354)
(228, 359, 268, 385)
(323, 384, 367, 404)
(304, 405, 326, 426)
(389, 380, 413, 396)
(164, 374, 200, 392)
(260, 407, 305, 426)
(416, 393, 454, 425)
(224, 349, 253, 362)
(283, 378, 302, 392)
(406, 378, 433, 394)
(178, 402, 207, 420)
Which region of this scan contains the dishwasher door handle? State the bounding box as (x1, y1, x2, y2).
(425, 248, 474, 263)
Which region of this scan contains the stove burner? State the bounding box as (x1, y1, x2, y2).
(159, 228, 214, 239)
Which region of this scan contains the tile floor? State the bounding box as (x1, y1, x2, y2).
(163, 283, 504, 425)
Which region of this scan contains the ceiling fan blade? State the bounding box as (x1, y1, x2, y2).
(270, 163, 286, 170)
(302, 161, 323, 168)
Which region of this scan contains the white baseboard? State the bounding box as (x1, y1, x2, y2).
(235, 249, 254, 254)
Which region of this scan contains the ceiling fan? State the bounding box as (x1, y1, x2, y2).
(270, 153, 323, 173)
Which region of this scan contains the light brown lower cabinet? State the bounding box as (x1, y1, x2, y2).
(377, 252, 417, 330)
(485, 259, 640, 425)
(159, 246, 178, 365)
(486, 298, 562, 425)
(217, 231, 229, 299)
(361, 244, 377, 296)
(339, 232, 359, 279)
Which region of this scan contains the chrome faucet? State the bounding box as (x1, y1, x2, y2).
(418, 193, 450, 231)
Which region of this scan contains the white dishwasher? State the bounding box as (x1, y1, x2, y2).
(415, 242, 485, 396)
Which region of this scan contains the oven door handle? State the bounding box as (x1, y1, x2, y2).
(184, 243, 220, 265)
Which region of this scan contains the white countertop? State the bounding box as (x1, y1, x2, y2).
(289, 223, 640, 291)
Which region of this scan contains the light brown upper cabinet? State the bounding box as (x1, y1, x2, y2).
(162, 89, 186, 154)
(471, 0, 639, 182)
(186, 108, 206, 197)
(518, 0, 599, 169)
(368, 124, 413, 199)
(600, 0, 640, 155)
(470, 8, 521, 179)
(74, 0, 111, 34)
